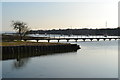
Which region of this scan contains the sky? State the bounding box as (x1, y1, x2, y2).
(1, 0, 120, 32)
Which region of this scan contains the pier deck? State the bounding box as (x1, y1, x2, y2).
(23, 37, 120, 42)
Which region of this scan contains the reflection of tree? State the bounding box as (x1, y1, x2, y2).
(13, 58, 30, 69)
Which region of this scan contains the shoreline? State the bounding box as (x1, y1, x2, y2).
(2, 42, 80, 60)
(1, 41, 70, 46)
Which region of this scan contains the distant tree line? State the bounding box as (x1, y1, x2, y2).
(27, 27, 120, 36)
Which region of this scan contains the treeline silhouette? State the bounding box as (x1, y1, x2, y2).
(28, 27, 120, 36)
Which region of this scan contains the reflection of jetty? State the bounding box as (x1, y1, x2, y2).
(23, 37, 120, 42)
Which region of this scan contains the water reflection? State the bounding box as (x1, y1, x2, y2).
(3, 48, 78, 69)
(3, 49, 78, 69)
(2, 40, 118, 78)
(13, 58, 30, 69)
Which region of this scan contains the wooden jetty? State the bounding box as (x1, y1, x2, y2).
(23, 37, 120, 42)
(2, 34, 120, 42)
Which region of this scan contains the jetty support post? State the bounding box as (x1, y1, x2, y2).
(109, 38, 111, 41)
(82, 39, 86, 41)
(75, 39, 78, 42)
(90, 38, 93, 41)
(103, 38, 106, 41)
(36, 39, 39, 42)
(66, 39, 70, 42)
(57, 39, 60, 42)
(24, 39, 27, 42)
(48, 39, 50, 43)
(97, 38, 100, 41)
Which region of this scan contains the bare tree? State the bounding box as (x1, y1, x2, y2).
(11, 20, 29, 40)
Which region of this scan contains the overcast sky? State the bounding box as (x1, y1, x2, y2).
(1, 0, 119, 32)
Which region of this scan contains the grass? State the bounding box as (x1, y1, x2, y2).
(1, 41, 69, 46)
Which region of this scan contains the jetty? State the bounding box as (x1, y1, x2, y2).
(23, 37, 120, 42)
(2, 34, 120, 42)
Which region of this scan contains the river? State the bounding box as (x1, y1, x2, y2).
(2, 35, 118, 78)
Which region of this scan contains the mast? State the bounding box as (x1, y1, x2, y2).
(106, 21, 107, 28)
(104, 21, 107, 37)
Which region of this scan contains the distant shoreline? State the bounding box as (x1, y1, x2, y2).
(27, 27, 120, 36)
(0, 27, 120, 34)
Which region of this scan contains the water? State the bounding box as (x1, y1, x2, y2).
(2, 35, 118, 78)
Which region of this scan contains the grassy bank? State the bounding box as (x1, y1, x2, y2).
(2, 34, 49, 42)
(1, 41, 69, 46)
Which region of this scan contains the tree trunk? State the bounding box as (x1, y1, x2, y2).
(19, 28, 22, 41)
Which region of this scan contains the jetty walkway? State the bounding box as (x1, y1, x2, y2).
(23, 37, 120, 42)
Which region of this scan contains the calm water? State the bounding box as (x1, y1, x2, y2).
(2, 35, 118, 78)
